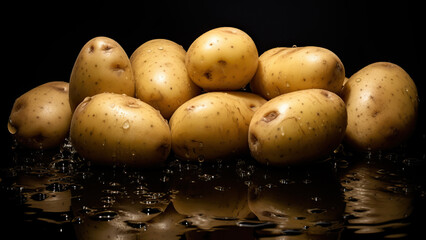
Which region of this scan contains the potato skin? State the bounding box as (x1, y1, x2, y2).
(185, 27, 258, 91)
(8, 81, 72, 149)
(249, 89, 347, 166)
(250, 46, 345, 99)
(130, 39, 201, 119)
(169, 92, 266, 161)
(70, 92, 171, 167)
(342, 62, 418, 151)
(69, 36, 135, 111)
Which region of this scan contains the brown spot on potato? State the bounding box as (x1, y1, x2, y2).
(51, 85, 68, 93)
(217, 60, 227, 65)
(204, 71, 212, 80)
(13, 100, 25, 112)
(102, 44, 113, 52)
(262, 111, 279, 123)
(88, 45, 95, 53)
(320, 90, 330, 98)
(250, 133, 258, 145)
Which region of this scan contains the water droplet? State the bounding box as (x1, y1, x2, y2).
(122, 120, 130, 130)
(126, 220, 146, 229)
(91, 210, 118, 221)
(198, 173, 214, 181)
(282, 229, 303, 236)
(355, 78, 361, 82)
(286, 82, 290, 88)
(31, 192, 47, 201)
(158, 46, 164, 50)
(141, 207, 162, 215)
(307, 208, 327, 214)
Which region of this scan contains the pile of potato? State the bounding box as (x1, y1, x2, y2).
(7, 27, 419, 167)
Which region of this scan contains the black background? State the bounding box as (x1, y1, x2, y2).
(3, 0, 424, 149)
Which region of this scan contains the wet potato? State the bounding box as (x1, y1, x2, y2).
(69, 36, 135, 111)
(342, 62, 418, 151)
(185, 27, 259, 91)
(70, 92, 171, 167)
(8, 81, 72, 149)
(249, 89, 347, 166)
(130, 39, 201, 119)
(250, 46, 345, 99)
(169, 92, 266, 161)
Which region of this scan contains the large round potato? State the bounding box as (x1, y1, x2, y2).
(8, 81, 72, 149)
(185, 27, 258, 91)
(342, 62, 418, 151)
(250, 46, 345, 99)
(249, 89, 347, 166)
(169, 92, 266, 161)
(130, 39, 201, 119)
(70, 92, 171, 167)
(69, 36, 135, 111)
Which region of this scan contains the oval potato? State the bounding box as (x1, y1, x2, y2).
(170, 92, 266, 161)
(69, 36, 135, 111)
(250, 46, 345, 99)
(185, 27, 258, 91)
(130, 39, 201, 119)
(70, 92, 171, 167)
(249, 89, 347, 166)
(8, 81, 72, 149)
(342, 62, 418, 151)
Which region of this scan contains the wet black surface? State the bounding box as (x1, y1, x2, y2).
(1, 133, 425, 240)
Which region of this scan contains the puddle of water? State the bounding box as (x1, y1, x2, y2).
(1, 137, 425, 240)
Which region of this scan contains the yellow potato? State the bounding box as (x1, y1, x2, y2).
(185, 27, 258, 91)
(169, 92, 266, 161)
(250, 46, 345, 99)
(8, 81, 71, 149)
(70, 92, 171, 167)
(342, 62, 418, 151)
(130, 39, 201, 119)
(249, 89, 347, 166)
(69, 36, 135, 111)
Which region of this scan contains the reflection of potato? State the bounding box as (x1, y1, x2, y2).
(248, 165, 345, 236)
(339, 157, 413, 234)
(171, 163, 252, 220)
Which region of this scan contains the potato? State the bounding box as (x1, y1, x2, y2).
(130, 39, 201, 119)
(249, 89, 347, 166)
(70, 92, 171, 167)
(185, 27, 258, 91)
(7, 81, 71, 149)
(342, 62, 418, 151)
(69, 36, 135, 111)
(169, 92, 266, 161)
(250, 46, 345, 99)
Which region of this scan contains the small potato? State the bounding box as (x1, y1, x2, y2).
(342, 62, 418, 151)
(250, 46, 345, 99)
(69, 36, 135, 111)
(249, 89, 347, 166)
(130, 39, 201, 119)
(185, 27, 258, 91)
(70, 92, 171, 167)
(169, 92, 266, 161)
(8, 81, 71, 149)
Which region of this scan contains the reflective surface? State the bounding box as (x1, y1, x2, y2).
(1, 138, 425, 240)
